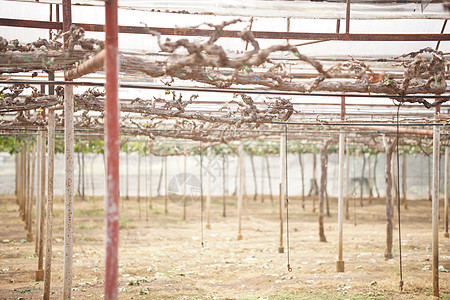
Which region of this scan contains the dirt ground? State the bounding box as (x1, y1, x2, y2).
(0, 194, 449, 299)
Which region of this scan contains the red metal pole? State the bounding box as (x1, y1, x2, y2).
(104, 0, 120, 298)
(345, 0, 351, 34)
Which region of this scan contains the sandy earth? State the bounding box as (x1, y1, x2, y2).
(0, 194, 449, 299)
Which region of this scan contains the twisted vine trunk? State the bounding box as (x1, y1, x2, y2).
(149, 154, 153, 209)
(265, 156, 274, 202)
(126, 152, 130, 200)
(233, 159, 238, 196)
(90, 156, 95, 199)
(319, 140, 333, 242)
(77, 152, 81, 197)
(310, 154, 318, 213)
(326, 190, 330, 217)
(298, 153, 305, 210)
(157, 157, 163, 197)
(392, 152, 399, 207)
(260, 156, 264, 203)
(384, 138, 396, 260)
(345, 147, 350, 220)
(81, 152, 85, 201)
(360, 154, 366, 207)
(373, 153, 380, 198)
(250, 154, 257, 201)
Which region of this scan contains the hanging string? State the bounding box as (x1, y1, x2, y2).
(285, 124, 292, 272)
(199, 143, 204, 248)
(395, 101, 404, 291)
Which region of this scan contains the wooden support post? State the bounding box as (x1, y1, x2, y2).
(336, 132, 345, 272)
(63, 85, 74, 297)
(260, 156, 264, 203)
(26, 141, 31, 231)
(243, 153, 247, 204)
(19, 145, 24, 220)
(312, 154, 317, 213)
(445, 147, 449, 238)
(222, 153, 227, 216)
(35, 135, 41, 254)
(280, 134, 286, 211)
(279, 183, 284, 253)
(237, 142, 244, 241)
(368, 155, 372, 204)
(144, 155, 148, 221)
(384, 137, 396, 260)
(27, 141, 36, 242)
(22, 148, 26, 218)
(18, 149, 21, 212)
(432, 124, 440, 297)
(15, 152, 18, 201)
(138, 153, 141, 219)
(17, 148, 21, 211)
(149, 153, 153, 209)
(24, 141, 30, 224)
(391, 151, 396, 208)
(36, 130, 46, 281)
(126, 152, 129, 200)
(206, 147, 211, 229)
(43, 110, 55, 300)
(345, 145, 350, 220)
(183, 149, 187, 220)
(279, 134, 286, 253)
(62, 0, 74, 297)
(428, 157, 432, 201)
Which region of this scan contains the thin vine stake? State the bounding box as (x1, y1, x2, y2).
(395, 102, 404, 291)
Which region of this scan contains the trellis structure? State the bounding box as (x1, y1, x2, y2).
(0, 0, 450, 298)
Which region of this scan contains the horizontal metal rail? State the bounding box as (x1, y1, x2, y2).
(1, 80, 449, 99)
(1, 18, 450, 41)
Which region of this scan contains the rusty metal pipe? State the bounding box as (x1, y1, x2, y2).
(1, 18, 450, 41)
(345, 0, 351, 34)
(348, 125, 433, 136)
(64, 50, 105, 80)
(104, 0, 120, 298)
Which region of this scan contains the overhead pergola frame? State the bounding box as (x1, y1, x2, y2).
(0, 1, 449, 299)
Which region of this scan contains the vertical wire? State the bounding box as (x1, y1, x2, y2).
(285, 124, 292, 272)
